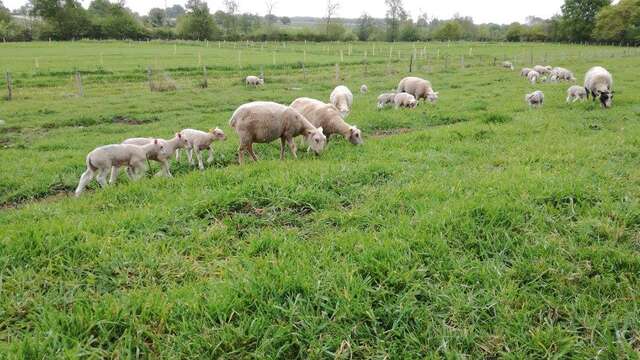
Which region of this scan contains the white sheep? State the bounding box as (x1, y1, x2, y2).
(502, 61, 515, 70)
(330, 85, 354, 118)
(360, 84, 368, 94)
(585, 66, 614, 108)
(176, 128, 226, 170)
(245, 75, 264, 87)
(397, 76, 438, 103)
(120, 133, 188, 178)
(290, 97, 363, 146)
(377, 92, 397, 109)
(525, 91, 545, 108)
(527, 70, 541, 85)
(75, 140, 165, 197)
(521, 68, 533, 77)
(534, 65, 552, 75)
(566, 85, 587, 103)
(229, 101, 326, 164)
(394, 93, 417, 109)
(550, 67, 576, 82)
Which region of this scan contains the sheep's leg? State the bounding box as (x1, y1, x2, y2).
(187, 147, 194, 166)
(75, 168, 95, 197)
(286, 137, 298, 159)
(96, 168, 109, 188)
(238, 146, 245, 165)
(207, 145, 215, 164)
(159, 159, 172, 177)
(175, 149, 180, 162)
(196, 150, 205, 170)
(247, 144, 258, 162)
(109, 166, 119, 184)
(131, 162, 147, 180)
(280, 138, 286, 160)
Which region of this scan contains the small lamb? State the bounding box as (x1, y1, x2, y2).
(75, 140, 165, 197)
(534, 65, 552, 75)
(377, 92, 397, 109)
(290, 97, 363, 146)
(585, 66, 614, 108)
(394, 93, 417, 109)
(330, 85, 354, 118)
(397, 76, 438, 103)
(246, 75, 264, 87)
(502, 61, 514, 70)
(566, 85, 587, 103)
(229, 101, 326, 164)
(550, 67, 576, 82)
(360, 84, 368, 94)
(527, 70, 541, 85)
(525, 91, 544, 108)
(177, 128, 226, 170)
(120, 133, 188, 178)
(521, 68, 533, 77)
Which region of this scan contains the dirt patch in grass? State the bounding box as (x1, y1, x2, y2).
(111, 115, 151, 125)
(371, 128, 413, 138)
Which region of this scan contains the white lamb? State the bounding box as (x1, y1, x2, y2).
(502, 61, 514, 70)
(397, 76, 438, 103)
(229, 101, 326, 164)
(550, 67, 576, 82)
(119, 133, 188, 178)
(534, 65, 552, 75)
(585, 66, 614, 108)
(246, 75, 264, 87)
(360, 84, 368, 94)
(290, 97, 363, 146)
(521, 68, 533, 77)
(330, 85, 354, 118)
(177, 128, 226, 170)
(377, 92, 397, 109)
(527, 70, 541, 85)
(566, 85, 587, 103)
(394, 93, 417, 109)
(75, 140, 165, 197)
(525, 91, 545, 108)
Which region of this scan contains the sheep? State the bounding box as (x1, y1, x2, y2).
(397, 76, 439, 103)
(534, 65, 552, 75)
(566, 85, 587, 103)
(246, 75, 264, 87)
(119, 133, 188, 178)
(527, 70, 541, 85)
(229, 101, 327, 164)
(585, 66, 614, 108)
(377, 92, 397, 109)
(176, 128, 226, 170)
(360, 84, 368, 94)
(75, 140, 165, 197)
(290, 97, 363, 146)
(525, 91, 544, 108)
(394, 93, 417, 109)
(549, 67, 576, 82)
(502, 61, 514, 70)
(521, 68, 534, 77)
(330, 85, 354, 118)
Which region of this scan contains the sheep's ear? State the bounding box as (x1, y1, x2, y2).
(154, 139, 158, 144)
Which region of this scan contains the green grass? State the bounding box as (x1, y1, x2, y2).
(1, 41, 640, 358)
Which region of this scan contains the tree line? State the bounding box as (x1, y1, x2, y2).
(0, 0, 638, 45)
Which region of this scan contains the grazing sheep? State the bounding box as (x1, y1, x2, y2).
(527, 70, 541, 85)
(534, 65, 552, 75)
(525, 91, 545, 108)
(229, 101, 326, 164)
(75, 140, 165, 197)
(397, 76, 439, 103)
(246, 75, 264, 87)
(502, 61, 515, 70)
(521, 68, 533, 77)
(566, 85, 587, 103)
(394, 93, 417, 109)
(330, 85, 354, 118)
(290, 97, 363, 146)
(550, 67, 576, 82)
(120, 133, 188, 178)
(585, 66, 614, 108)
(360, 84, 368, 94)
(177, 128, 226, 170)
(377, 92, 397, 109)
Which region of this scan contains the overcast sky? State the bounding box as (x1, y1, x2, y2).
(4, 0, 567, 24)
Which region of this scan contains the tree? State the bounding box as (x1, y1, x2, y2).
(265, 0, 277, 25)
(148, 8, 166, 27)
(434, 21, 463, 41)
(30, 0, 92, 40)
(165, 5, 185, 19)
(0, 1, 11, 23)
(179, 0, 218, 40)
(324, 0, 339, 34)
(505, 22, 524, 41)
(356, 13, 375, 41)
(385, 0, 407, 41)
(561, 0, 611, 42)
(280, 16, 291, 25)
(87, 0, 145, 39)
(593, 0, 640, 43)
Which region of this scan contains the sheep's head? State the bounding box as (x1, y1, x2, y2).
(339, 108, 350, 119)
(153, 139, 169, 156)
(409, 99, 418, 108)
(426, 92, 439, 103)
(176, 132, 189, 148)
(598, 90, 613, 108)
(348, 126, 363, 145)
(210, 127, 226, 141)
(258, 78, 264, 85)
(306, 127, 326, 154)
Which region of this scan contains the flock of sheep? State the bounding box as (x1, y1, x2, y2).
(503, 61, 615, 109)
(74, 62, 612, 197)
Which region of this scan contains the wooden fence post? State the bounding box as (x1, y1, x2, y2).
(75, 70, 83, 97)
(202, 65, 208, 88)
(5, 72, 12, 101)
(147, 66, 153, 91)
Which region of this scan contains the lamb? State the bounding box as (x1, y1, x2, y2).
(245, 75, 264, 87)
(394, 93, 417, 109)
(330, 85, 354, 118)
(566, 85, 587, 103)
(397, 76, 439, 103)
(377, 92, 397, 109)
(502, 61, 514, 70)
(550, 67, 576, 82)
(584, 66, 614, 108)
(290, 97, 363, 146)
(360, 84, 368, 94)
(521, 68, 533, 77)
(534, 65, 552, 75)
(176, 128, 226, 170)
(120, 132, 188, 178)
(229, 101, 327, 164)
(525, 91, 544, 108)
(75, 140, 165, 197)
(527, 70, 541, 85)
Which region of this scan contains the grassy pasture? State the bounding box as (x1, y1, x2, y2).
(1, 41, 640, 358)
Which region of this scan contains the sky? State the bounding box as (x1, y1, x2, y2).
(3, 0, 567, 24)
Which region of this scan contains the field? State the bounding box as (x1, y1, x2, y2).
(1, 40, 640, 357)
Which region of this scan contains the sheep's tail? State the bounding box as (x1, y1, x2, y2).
(86, 155, 97, 171)
(229, 107, 241, 128)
